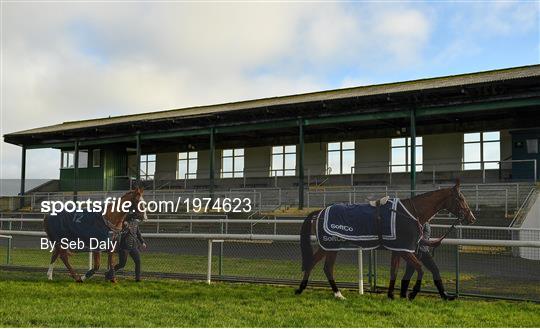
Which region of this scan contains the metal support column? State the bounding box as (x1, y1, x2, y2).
(135, 131, 141, 184)
(73, 140, 79, 200)
(410, 108, 416, 197)
(209, 127, 215, 199)
(298, 119, 305, 210)
(19, 145, 26, 209)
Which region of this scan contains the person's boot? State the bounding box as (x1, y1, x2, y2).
(434, 280, 456, 301)
(400, 280, 410, 298)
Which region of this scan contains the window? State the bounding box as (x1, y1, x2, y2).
(61, 151, 74, 169)
(61, 150, 88, 169)
(92, 149, 101, 167)
(327, 141, 355, 175)
(221, 148, 244, 178)
(78, 150, 88, 169)
(140, 154, 156, 180)
(271, 145, 296, 176)
(391, 137, 423, 173)
(464, 131, 500, 170)
(178, 151, 198, 179)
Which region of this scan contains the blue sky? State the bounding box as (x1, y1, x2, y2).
(0, 1, 539, 181)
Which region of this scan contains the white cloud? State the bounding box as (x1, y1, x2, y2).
(0, 2, 433, 179)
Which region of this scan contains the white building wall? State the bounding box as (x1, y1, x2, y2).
(303, 142, 326, 176)
(518, 194, 540, 260)
(500, 129, 512, 161)
(355, 138, 390, 174)
(245, 146, 271, 177)
(423, 133, 463, 171)
(155, 152, 177, 180)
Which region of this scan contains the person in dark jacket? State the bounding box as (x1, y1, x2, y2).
(402, 223, 456, 300)
(114, 214, 146, 281)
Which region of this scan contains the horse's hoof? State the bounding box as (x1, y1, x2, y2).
(110, 278, 117, 283)
(334, 291, 346, 300)
(294, 289, 303, 295)
(76, 277, 83, 283)
(408, 292, 418, 301)
(387, 293, 395, 300)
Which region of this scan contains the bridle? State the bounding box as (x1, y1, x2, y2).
(102, 191, 143, 234)
(439, 189, 470, 242)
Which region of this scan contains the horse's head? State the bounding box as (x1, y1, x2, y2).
(121, 187, 148, 222)
(445, 179, 476, 224)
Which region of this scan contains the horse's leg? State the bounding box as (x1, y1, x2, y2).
(402, 252, 424, 300)
(58, 250, 82, 282)
(82, 252, 101, 281)
(295, 248, 325, 295)
(106, 251, 117, 283)
(323, 251, 344, 300)
(388, 251, 401, 299)
(47, 246, 60, 280)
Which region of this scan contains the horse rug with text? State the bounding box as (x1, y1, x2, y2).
(316, 198, 421, 252)
(44, 211, 115, 252)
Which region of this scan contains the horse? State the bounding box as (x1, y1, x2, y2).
(43, 188, 147, 282)
(295, 180, 476, 300)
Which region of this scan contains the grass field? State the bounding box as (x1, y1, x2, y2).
(1, 270, 539, 327)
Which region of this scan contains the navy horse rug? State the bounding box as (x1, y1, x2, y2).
(316, 198, 422, 252)
(44, 211, 116, 252)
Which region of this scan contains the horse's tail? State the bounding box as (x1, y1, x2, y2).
(300, 210, 320, 272)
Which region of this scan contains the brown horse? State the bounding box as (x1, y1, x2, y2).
(44, 188, 147, 282)
(295, 180, 476, 300)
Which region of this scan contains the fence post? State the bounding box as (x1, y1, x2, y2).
(516, 184, 520, 210)
(207, 240, 213, 284)
(7, 237, 12, 264)
(219, 222, 224, 277)
(455, 226, 462, 297)
(475, 185, 479, 211)
(373, 250, 378, 291)
(358, 248, 364, 295)
(505, 189, 508, 218)
(368, 249, 372, 289)
(455, 244, 460, 297)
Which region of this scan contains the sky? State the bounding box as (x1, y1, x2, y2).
(0, 1, 539, 181)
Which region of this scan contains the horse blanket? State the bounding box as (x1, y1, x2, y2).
(44, 211, 116, 252)
(316, 198, 422, 252)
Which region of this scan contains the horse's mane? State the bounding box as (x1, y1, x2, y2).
(406, 187, 451, 201)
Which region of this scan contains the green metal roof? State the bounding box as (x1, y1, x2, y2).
(5, 64, 540, 138)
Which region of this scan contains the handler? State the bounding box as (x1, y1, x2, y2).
(401, 223, 456, 300)
(114, 213, 146, 281)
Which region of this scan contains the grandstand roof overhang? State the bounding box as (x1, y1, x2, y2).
(4, 64, 540, 151)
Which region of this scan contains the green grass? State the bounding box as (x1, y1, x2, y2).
(0, 270, 539, 327)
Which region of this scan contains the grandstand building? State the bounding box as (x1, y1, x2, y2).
(3, 64, 540, 213)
